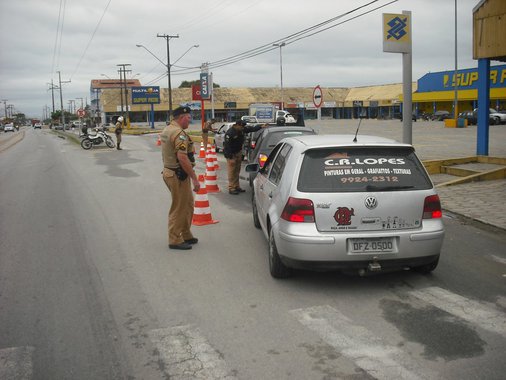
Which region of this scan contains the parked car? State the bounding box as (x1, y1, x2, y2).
(4, 123, 15, 132)
(246, 134, 444, 278)
(241, 115, 259, 124)
(213, 122, 235, 153)
(473, 108, 506, 125)
(431, 110, 451, 121)
(247, 126, 317, 186)
(53, 124, 63, 130)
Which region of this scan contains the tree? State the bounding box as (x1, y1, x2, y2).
(178, 80, 220, 88)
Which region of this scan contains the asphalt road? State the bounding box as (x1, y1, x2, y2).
(0, 127, 505, 379)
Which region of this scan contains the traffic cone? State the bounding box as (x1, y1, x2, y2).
(199, 142, 206, 158)
(192, 175, 219, 226)
(156, 134, 161, 146)
(210, 144, 220, 170)
(205, 155, 220, 193)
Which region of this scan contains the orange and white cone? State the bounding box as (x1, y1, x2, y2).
(210, 144, 220, 170)
(192, 175, 219, 226)
(156, 134, 161, 146)
(205, 155, 220, 193)
(199, 142, 206, 158)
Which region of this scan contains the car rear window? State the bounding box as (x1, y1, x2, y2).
(263, 130, 315, 149)
(298, 146, 432, 192)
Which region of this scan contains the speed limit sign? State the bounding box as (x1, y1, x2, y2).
(313, 85, 323, 108)
(77, 108, 86, 117)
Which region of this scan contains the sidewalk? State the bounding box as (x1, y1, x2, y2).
(435, 178, 506, 230)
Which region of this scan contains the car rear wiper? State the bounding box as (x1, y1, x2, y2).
(365, 185, 415, 191)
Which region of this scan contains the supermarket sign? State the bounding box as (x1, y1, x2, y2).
(131, 86, 160, 104)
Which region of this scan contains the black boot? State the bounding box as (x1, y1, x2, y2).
(117, 143, 122, 150)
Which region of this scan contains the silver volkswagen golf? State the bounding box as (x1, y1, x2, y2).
(247, 135, 445, 278)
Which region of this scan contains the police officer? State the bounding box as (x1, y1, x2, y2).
(201, 118, 217, 151)
(115, 116, 124, 150)
(161, 106, 200, 250)
(224, 119, 266, 194)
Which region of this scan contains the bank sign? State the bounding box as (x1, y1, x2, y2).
(417, 64, 506, 92)
(131, 86, 160, 104)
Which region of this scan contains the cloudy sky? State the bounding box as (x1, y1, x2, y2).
(0, 0, 489, 118)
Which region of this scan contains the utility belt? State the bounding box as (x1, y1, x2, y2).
(165, 167, 187, 181)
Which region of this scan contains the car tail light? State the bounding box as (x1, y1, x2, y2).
(423, 195, 442, 219)
(281, 197, 315, 223)
(258, 154, 268, 168)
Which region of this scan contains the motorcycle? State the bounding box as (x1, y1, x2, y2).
(80, 127, 115, 150)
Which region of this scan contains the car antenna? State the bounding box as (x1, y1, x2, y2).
(353, 116, 362, 143)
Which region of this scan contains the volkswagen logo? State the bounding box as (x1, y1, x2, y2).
(364, 196, 378, 209)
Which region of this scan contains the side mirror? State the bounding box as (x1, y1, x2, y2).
(245, 163, 259, 173)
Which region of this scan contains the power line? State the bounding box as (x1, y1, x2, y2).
(144, 1, 397, 84)
(70, 0, 114, 80)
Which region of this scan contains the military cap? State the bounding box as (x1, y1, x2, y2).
(173, 106, 191, 118)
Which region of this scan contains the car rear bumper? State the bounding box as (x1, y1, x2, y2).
(280, 254, 440, 272)
(276, 226, 444, 264)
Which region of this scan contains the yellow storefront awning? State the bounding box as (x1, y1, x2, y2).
(406, 87, 506, 102)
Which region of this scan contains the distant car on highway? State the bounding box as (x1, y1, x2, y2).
(34, 123, 42, 129)
(4, 123, 15, 132)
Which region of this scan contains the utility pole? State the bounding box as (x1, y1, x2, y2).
(1, 99, 7, 119)
(117, 64, 132, 125)
(157, 33, 179, 119)
(48, 80, 58, 114)
(57, 71, 71, 128)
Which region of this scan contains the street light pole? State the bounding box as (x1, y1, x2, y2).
(157, 33, 179, 119)
(273, 42, 286, 110)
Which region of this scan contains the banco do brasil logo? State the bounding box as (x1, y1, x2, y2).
(386, 16, 408, 40)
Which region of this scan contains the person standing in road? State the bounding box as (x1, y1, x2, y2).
(161, 106, 200, 250)
(115, 116, 124, 150)
(223, 119, 266, 194)
(201, 118, 217, 151)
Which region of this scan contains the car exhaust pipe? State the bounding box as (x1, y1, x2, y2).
(358, 258, 382, 276)
(368, 261, 382, 272)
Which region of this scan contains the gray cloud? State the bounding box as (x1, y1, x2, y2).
(0, 0, 482, 117)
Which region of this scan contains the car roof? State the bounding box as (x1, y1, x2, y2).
(262, 126, 314, 134)
(282, 134, 411, 149)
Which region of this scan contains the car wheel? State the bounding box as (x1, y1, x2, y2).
(252, 192, 261, 229)
(268, 228, 291, 278)
(414, 256, 439, 274)
(494, 117, 500, 125)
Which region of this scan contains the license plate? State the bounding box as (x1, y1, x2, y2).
(349, 238, 396, 254)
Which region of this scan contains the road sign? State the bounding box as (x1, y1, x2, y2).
(313, 85, 323, 108)
(77, 108, 85, 117)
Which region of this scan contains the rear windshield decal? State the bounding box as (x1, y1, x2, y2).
(298, 147, 432, 193)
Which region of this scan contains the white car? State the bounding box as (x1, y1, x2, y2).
(213, 122, 234, 152)
(247, 134, 445, 278)
(4, 123, 15, 132)
(474, 108, 506, 124)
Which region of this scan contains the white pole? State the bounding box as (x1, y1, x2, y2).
(402, 10, 413, 144)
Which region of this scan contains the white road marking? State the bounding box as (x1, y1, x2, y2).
(290, 305, 427, 380)
(0, 346, 35, 380)
(490, 254, 506, 265)
(149, 325, 237, 380)
(409, 287, 506, 338)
